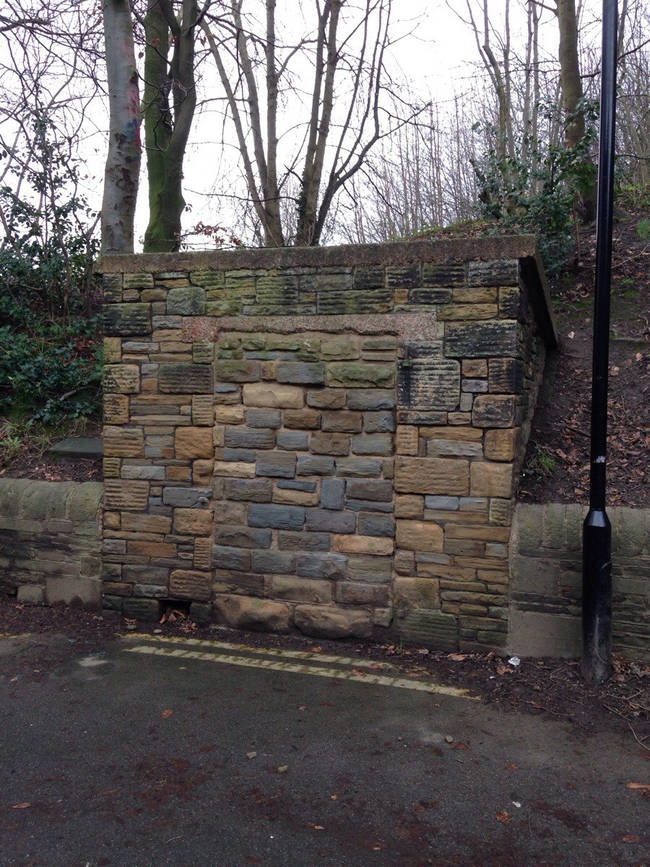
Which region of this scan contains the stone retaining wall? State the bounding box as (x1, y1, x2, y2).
(97, 237, 556, 648)
(510, 504, 649, 663)
(0, 479, 103, 606)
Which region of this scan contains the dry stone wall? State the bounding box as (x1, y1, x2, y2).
(98, 237, 556, 649)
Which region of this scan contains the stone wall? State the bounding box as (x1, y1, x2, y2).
(97, 237, 556, 648)
(510, 504, 649, 663)
(0, 479, 103, 606)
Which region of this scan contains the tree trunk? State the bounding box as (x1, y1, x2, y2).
(101, 0, 141, 254)
(556, 0, 596, 221)
(143, 0, 198, 252)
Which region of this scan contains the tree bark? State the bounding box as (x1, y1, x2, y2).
(101, 0, 141, 253)
(142, 0, 198, 252)
(556, 0, 596, 220)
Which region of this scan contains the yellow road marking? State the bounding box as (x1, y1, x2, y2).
(121, 641, 478, 700)
(120, 633, 396, 670)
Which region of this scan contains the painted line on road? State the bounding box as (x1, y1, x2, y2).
(121, 642, 478, 700)
(120, 632, 396, 671)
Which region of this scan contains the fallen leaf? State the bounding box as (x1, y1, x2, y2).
(330, 794, 338, 800)
(277, 765, 288, 774)
(11, 803, 31, 809)
(621, 835, 640, 844)
(504, 763, 519, 771)
(451, 742, 470, 751)
(626, 782, 650, 791)
(298, 705, 307, 711)
(161, 709, 173, 719)
(496, 810, 511, 824)
(448, 653, 468, 662)
(246, 751, 257, 759)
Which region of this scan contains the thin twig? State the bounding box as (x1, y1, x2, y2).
(628, 723, 650, 752)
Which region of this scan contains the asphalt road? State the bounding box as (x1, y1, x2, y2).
(0, 632, 647, 866)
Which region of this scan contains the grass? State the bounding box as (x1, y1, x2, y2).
(0, 415, 98, 471)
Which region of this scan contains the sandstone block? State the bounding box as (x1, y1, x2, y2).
(277, 531, 330, 551)
(488, 358, 524, 393)
(296, 456, 335, 476)
(345, 479, 392, 502)
(363, 411, 395, 433)
(445, 321, 518, 358)
(336, 583, 390, 606)
(216, 405, 246, 424)
(213, 461, 256, 478)
(163, 487, 212, 507)
(103, 303, 151, 336)
(346, 554, 392, 583)
(395, 457, 469, 496)
(159, 363, 212, 393)
(321, 478, 345, 510)
(351, 434, 393, 456)
(294, 605, 372, 639)
(273, 487, 319, 505)
(175, 427, 213, 459)
(470, 462, 513, 498)
(243, 382, 304, 408)
(214, 524, 271, 549)
(256, 451, 297, 479)
(103, 364, 140, 394)
(271, 575, 332, 604)
(248, 503, 305, 530)
(214, 360, 260, 382)
(276, 431, 309, 451)
(296, 552, 347, 580)
(121, 513, 171, 534)
(334, 458, 382, 477)
(332, 535, 393, 555)
(321, 411, 362, 433)
(426, 438, 482, 458)
(215, 595, 291, 633)
(251, 550, 296, 574)
(104, 480, 149, 511)
(212, 545, 251, 571)
(326, 362, 394, 388)
(103, 337, 122, 363)
(346, 389, 395, 410)
(395, 494, 424, 519)
(472, 395, 518, 428)
(169, 569, 211, 601)
(104, 426, 144, 458)
(225, 478, 273, 502)
(310, 433, 350, 456)
(305, 509, 355, 534)
(166, 286, 206, 315)
(193, 460, 214, 486)
(245, 409, 281, 428)
(358, 512, 394, 537)
(485, 427, 518, 461)
(191, 395, 214, 426)
(193, 537, 212, 570)
(276, 362, 325, 385)
(103, 394, 130, 425)
(394, 577, 440, 609)
(283, 408, 321, 429)
(396, 520, 444, 552)
(395, 426, 418, 456)
(307, 389, 346, 409)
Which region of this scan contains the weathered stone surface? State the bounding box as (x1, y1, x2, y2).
(310, 433, 350, 456)
(162, 486, 212, 507)
(104, 394, 130, 425)
(395, 457, 469, 496)
(395, 426, 418, 456)
(104, 479, 149, 510)
(398, 358, 460, 411)
(104, 303, 151, 336)
(224, 478, 273, 502)
(214, 360, 260, 382)
(396, 520, 444, 552)
(296, 552, 347, 580)
(213, 461, 256, 478)
(173, 508, 213, 535)
(409, 288, 452, 304)
(214, 524, 272, 549)
(345, 479, 392, 501)
(332, 535, 393, 555)
(445, 321, 518, 358)
(422, 263, 465, 286)
(276, 431, 308, 451)
(243, 383, 304, 408)
(326, 363, 394, 388)
(215, 595, 291, 632)
(212, 546, 251, 571)
(283, 408, 321, 429)
(104, 426, 143, 457)
(489, 358, 524, 393)
(256, 451, 297, 479)
(225, 427, 275, 449)
(251, 550, 295, 574)
(277, 480, 317, 492)
(426, 438, 482, 458)
(358, 512, 394, 537)
(175, 427, 213, 459)
(470, 461, 513, 498)
(484, 428, 518, 461)
(191, 395, 214, 426)
(294, 604, 372, 639)
(103, 365, 140, 394)
(277, 531, 330, 551)
(335, 458, 382, 477)
(246, 409, 281, 428)
(307, 389, 346, 409)
(248, 503, 305, 530)
(167, 286, 206, 315)
(351, 434, 392, 456)
(296, 456, 335, 476)
(468, 259, 518, 286)
(305, 509, 355, 533)
(347, 554, 392, 583)
(394, 577, 440, 609)
(169, 569, 211, 601)
(363, 411, 395, 433)
(396, 608, 458, 650)
(472, 395, 518, 428)
(321, 411, 362, 433)
(346, 389, 395, 410)
(276, 362, 325, 385)
(321, 478, 345, 510)
(159, 363, 212, 393)
(271, 575, 332, 604)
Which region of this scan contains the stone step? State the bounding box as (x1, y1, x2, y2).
(48, 437, 103, 460)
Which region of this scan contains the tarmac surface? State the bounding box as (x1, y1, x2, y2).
(0, 631, 647, 866)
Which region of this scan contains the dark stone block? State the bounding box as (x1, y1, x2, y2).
(317, 288, 392, 315)
(224, 478, 273, 502)
(248, 503, 305, 530)
(159, 363, 212, 393)
(444, 321, 519, 358)
(305, 509, 356, 533)
(296, 552, 348, 580)
(346, 390, 395, 410)
(358, 512, 395, 537)
(277, 531, 330, 551)
(212, 545, 251, 571)
(246, 409, 282, 429)
(167, 286, 206, 315)
(409, 288, 452, 304)
(222, 448, 256, 462)
(276, 362, 325, 385)
(346, 479, 393, 501)
(103, 303, 151, 336)
(353, 266, 385, 289)
(346, 499, 394, 513)
(348, 554, 393, 583)
(350, 434, 393, 456)
(214, 360, 261, 382)
(297, 456, 335, 476)
(310, 433, 350, 456)
(321, 478, 345, 510)
(255, 451, 297, 478)
(215, 525, 272, 549)
(472, 395, 518, 428)
(489, 358, 523, 393)
(251, 550, 296, 574)
(225, 428, 275, 449)
(468, 259, 518, 286)
(276, 431, 309, 450)
(422, 263, 465, 287)
(277, 480, 317, 492)
(123, 598, 160, 621)
(162, 487, 212, 507)
(321, 411, 362, 433)
(363, 411, 395, 433)
(386, 265, 420, 289)
(335, 458, 382, 477)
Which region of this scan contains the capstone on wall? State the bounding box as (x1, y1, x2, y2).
(97, 237, 556, 649)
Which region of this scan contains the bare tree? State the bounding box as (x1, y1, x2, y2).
(201, 0, 417, 247)
(101, 0, 142, 253)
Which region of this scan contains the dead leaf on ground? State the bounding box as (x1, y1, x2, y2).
(626, 782, 650, 791)
(161, 709, 173, 719)
(11, 803, 31, 809)
(451, 742, 470, 751)
(621, 834, 641, 843)
(496, 810, 511, 824)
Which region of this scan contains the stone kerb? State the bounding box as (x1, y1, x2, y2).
(97, 237, 556, 650)
(0, 479, 103, 607)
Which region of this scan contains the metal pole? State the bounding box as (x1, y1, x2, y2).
(582, 0, 618, 684)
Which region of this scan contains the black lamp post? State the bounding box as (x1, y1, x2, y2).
(582, 0, 618, 684)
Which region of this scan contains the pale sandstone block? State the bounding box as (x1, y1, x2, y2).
(175, 427, 213, 459)
(395, 457, 469, 496)
(395, 425, 418, 455)
(243, 382, 304, 408)
(332, 535, 394, 555)
(470, 461, 514, 498)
